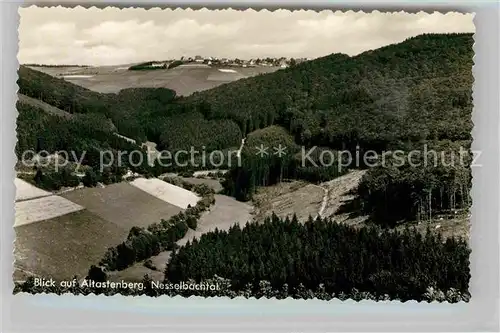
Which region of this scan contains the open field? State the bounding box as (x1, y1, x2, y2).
(14, 209, 128, 281)
(61, 182, 184, 229)
(27, 65, 281, 96)
(15, 177, 52, 201)
(15, 195, 84, 227)
(130, 178, 200, 209)
(394, 214, 470, 240)
(180, 177, 224, 193)
(180, 194, 253, 245)
(107, 258, 164, 283)
(108, 194, 253, 282)
(252, 181, 325, 222)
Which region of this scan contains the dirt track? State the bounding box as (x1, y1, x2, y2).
(252, 170, 368, 223)
(320, 170, 367, 220)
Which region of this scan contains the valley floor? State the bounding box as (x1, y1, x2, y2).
(108, 193, 253, 282)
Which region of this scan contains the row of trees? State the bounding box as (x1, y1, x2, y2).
(29, 167, 80, 191)
(165, 214, 470, 301)
(128, 60, 183, 71)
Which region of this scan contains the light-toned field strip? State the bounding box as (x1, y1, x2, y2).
(62, 75, 95, 79)
(15, 195, 84, 227)
(178, 63, 210, 68)
(130, 178, 200, 209)
(218, 68, 238, 73)
(15, 178, 52, 202)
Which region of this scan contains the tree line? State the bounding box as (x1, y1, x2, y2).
(14, 273, 469, 303)
(357, 141, 472, 226)
(88, 181, 215, 275)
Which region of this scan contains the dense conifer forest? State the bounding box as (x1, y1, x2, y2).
(166, 214, 470, 301)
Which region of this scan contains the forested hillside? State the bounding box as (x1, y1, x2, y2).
(18, 33, 473, 153)
(16, 101, 155, 187)
(183, 33, 473, 151)
(17, 33, 473, 226)
(198, 33, 473, 225)
(17, 67, 242, 149)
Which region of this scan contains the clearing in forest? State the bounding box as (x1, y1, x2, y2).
(252, 170, 369, 223)
(252, 181, 324, 222)
(320, 170, 368, 223)
(129, 178, 200, 209)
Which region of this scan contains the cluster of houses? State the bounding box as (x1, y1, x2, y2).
(184, 55, 309, 68)
(130, 56, 310, 71)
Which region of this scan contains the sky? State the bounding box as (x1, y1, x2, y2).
(18, 7, 475, 66)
